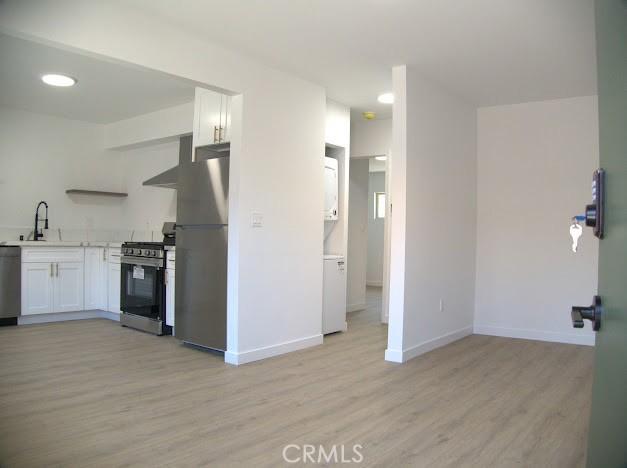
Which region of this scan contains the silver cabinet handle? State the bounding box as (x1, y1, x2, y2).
(213, 126, 219, 143)
(56, 263, 59, 277)
(50, 263, 53, 278)
(219, 126, 224, 142)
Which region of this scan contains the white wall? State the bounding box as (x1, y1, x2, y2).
(104, 101, 193, 149)
(0, 106, 178, 241)
(386, 65, 477, 363)
(346, 159, 369, 312)
(474, 96, 599, 346)
(351, 118, 392, 158)
(367, 172, 385, 286)
(0, 0, 328, 365)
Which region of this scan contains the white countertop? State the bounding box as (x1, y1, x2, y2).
(0, 241, 123, 248)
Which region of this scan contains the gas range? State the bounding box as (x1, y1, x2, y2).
(120, 241, 171, 336)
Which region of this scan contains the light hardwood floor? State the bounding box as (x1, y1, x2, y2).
(0, 287, 593, 467)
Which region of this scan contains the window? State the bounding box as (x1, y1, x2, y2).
(374, 192, 386, 219)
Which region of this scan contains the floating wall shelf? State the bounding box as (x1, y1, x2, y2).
(65, 189, 128, 198)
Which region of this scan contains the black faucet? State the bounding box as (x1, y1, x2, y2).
(34, 201, 49, 241)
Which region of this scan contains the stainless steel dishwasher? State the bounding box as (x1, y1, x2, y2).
(0, 246, 20, 325)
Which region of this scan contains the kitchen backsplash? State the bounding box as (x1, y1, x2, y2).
(0, 226, 164, 243)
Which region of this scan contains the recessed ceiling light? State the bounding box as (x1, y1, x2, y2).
(363, 111, 376, 120)
(41, 74, 77, 87)
(375, 156, 387, 161)
(377, 93, 394, 104)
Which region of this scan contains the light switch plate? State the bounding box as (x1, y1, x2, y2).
(251, 212, 263, 228)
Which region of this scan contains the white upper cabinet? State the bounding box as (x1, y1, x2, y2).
(193, 87, 231, 148)
(84, 247, 108, 310)
(220, 94, 232, 144)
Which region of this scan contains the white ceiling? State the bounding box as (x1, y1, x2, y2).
(125, 0, 597, 114)
(0, 34, 196, 124)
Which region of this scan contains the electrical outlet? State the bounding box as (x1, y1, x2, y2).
(439, 299, 444, 312)
(251, 212, 263, 228)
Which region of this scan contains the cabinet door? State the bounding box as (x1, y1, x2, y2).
(193, 87, 223, 148)
(219, 95, 231, 143)
(84, 248, 107, 310)
(53, 262, 84, 313)
(21, 262, 54, 315)
(107, 262, 121, 314)
(165, 269, 175, 327)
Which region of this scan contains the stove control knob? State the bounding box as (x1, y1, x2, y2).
(127, 248, 134, 255)
(137, 249, 143, 256)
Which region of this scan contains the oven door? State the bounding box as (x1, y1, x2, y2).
(120, 256, 165, 321)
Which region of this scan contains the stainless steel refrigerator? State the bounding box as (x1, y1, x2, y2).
(175, 155, 229, 351)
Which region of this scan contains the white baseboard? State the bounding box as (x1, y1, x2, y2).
(224, 333, 323, 366)
(366, 281, 383, 287)
(384, 348, 403, 362)
(473, 324, 595, 346)
(347, 302, 367, 313)
(18, 310, 120, 325)
(98, 311, 121, 322)
(385, 326, 473, 363)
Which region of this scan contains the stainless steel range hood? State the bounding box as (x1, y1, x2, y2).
(142, 165, 178, 189)
(142, 136, 230, 190)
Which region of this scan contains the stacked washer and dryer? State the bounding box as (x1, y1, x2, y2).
(323, 157, 347, 334)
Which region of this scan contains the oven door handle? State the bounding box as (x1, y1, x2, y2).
(121, 256, 163, 268)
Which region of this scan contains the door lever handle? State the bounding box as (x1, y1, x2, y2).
(571, 295, 602, 331)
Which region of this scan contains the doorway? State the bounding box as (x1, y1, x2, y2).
(346, 154, 390, 328)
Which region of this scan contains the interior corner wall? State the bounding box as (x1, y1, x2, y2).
(346, 158, 369, 312)
(475, 96, 599, 346)
(386, 65, 477, 363)
(0, 106, 178, 239)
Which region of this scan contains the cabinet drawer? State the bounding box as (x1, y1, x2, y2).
(22, 248, 84, 264)
(107, 247, 121, 264)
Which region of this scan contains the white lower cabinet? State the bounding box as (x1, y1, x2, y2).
(54, 262, 85, 313)
(165, 268, 175, 327)
(21, 260, 84, 315)
(21, 263, 54, 315)
(107, 261, 121, 314)
(20, 246, 123, 319)
(84, 247, 108, 310)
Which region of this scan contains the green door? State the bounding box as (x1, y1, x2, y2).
(586, 1, 627, 466)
